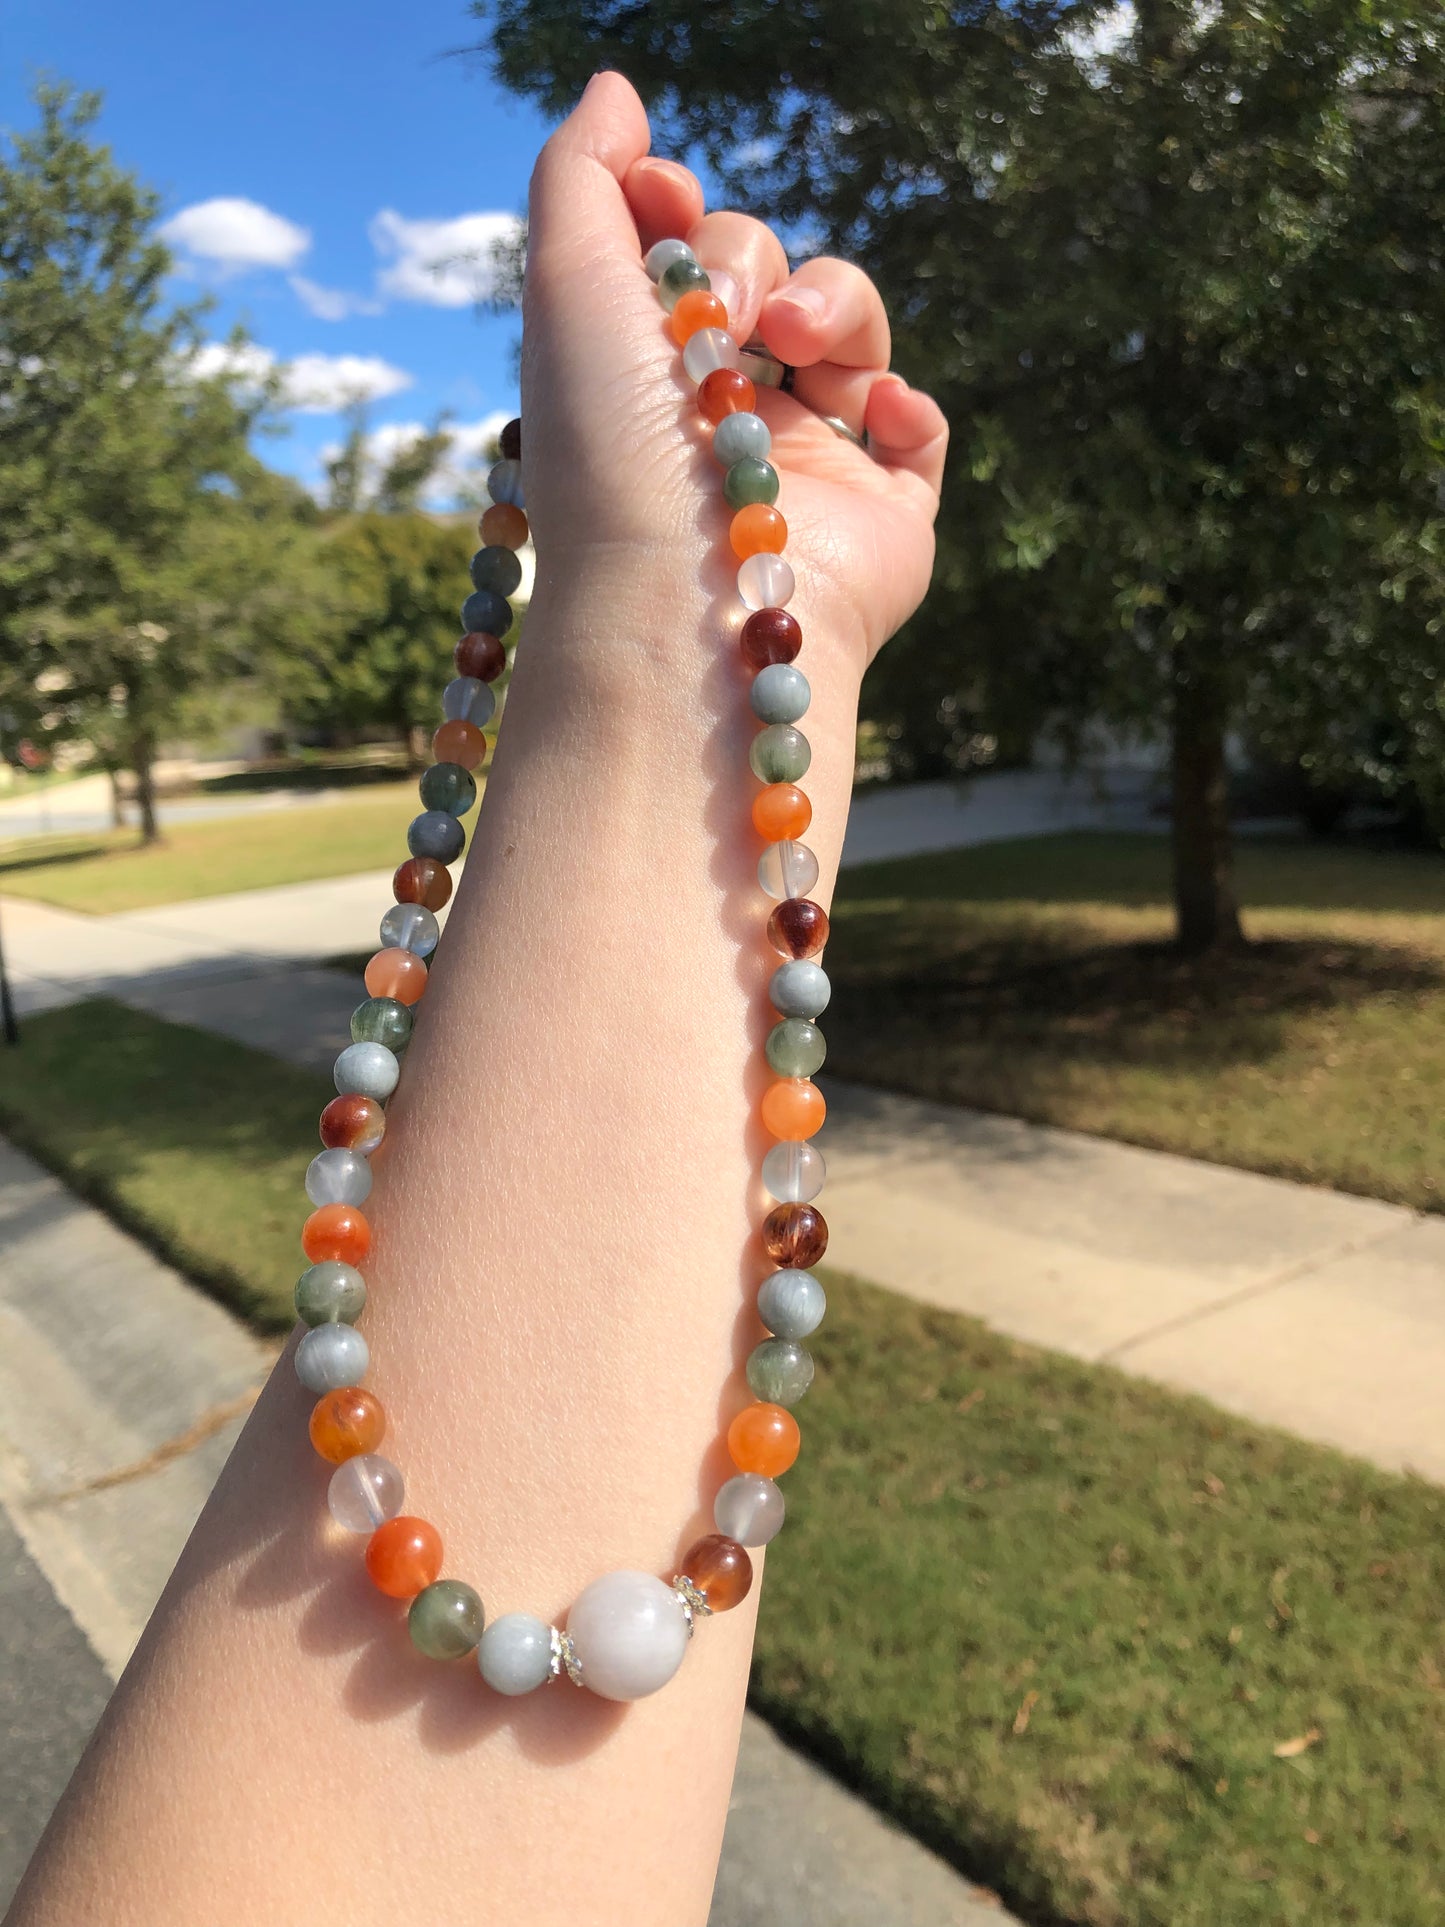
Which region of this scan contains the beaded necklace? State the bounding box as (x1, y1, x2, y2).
(290, 234, 831, 1702)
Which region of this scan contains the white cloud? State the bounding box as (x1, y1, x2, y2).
(289, 275, 383, 322)
(190, 342, 413, 412)
(320, 412, 514, 507)
(161, 197, 311, 272)
(369, 209, 523, 308)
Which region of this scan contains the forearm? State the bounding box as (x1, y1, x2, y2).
(7, 564, 864, 1927)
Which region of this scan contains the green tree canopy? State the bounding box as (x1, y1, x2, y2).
(476, 0, 1445, 949)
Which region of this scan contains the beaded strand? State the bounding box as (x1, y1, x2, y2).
(290, 236, 831, 1702)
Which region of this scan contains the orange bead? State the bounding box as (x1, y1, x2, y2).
(761, 1077, 827, 1141)
(679, 1534, 753, 1612)
(433, 719, 486, 770)
(309, 1386, 386, 1463)
(752, 783, 812, 842)
(480, 502, 529, 549)
(392, 856, 452, 911)
(728, 1402, 800, 1478)
(366, 1516, 444, 1599)
(301, 1203, 371, 1267)
(319, 1093, 385, 1155)
(670, 288, 729, 345)
(364, 947, 429, 1005)
(730, 503, 788, 559)
(699, 366, 756, 423)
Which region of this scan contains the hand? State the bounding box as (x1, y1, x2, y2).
(521, 72, 947, 672)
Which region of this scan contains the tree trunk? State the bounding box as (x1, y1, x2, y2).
(131, 731, 160, 844)
(1170, 666, 1242, 954)
(107, 766, 125, 830)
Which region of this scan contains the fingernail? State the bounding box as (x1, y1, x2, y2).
(703, 267, 739, 313)
(773, 286, 827, 320)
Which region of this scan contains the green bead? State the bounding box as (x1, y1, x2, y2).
(723, 457, 780, 509)
(294, 1261, 366, 1327)
(350, 997, 413, 1054)
(658, 256, 710, 311)
(419, 761, 476, 816)
(766, 1017, 827, 1078)
(409, 1579, 485, 1659)
(749, 725, 811, 784)
(746, 1337, 815, 1407)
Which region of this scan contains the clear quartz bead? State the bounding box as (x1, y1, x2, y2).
(758, 840, 820, 901)
(682, 327, 741, 383)
(737, 553, 796, 611)
(761, 1139, 826, 1204)
(305, 1147, 372, 1207)
(442, 676, 496, 727)
(380, 902, 439, 956)
(327, 1454, 405, 1533)
(714, 1472, 786, 1547)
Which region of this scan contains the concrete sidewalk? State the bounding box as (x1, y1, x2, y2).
(0, 1144, 1009, 1921)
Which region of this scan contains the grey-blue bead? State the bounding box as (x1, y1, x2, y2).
(380, 902, 439, 956)
(487, 458, 525, 508)
(442, 675, 496, 727)
(714, 411, 772, 467)
(407, 810, 465, 863)
(295, 1323, 370, 1394)
(470, 545, 523, 597)
(478, 1611, 554, 1695)
(462, 588, 513, 637)
(295, 1260, 367, 1328)
(333, 1041, 400, 1100)
(305, 1148, 372, 1208)
(757, 1268, 826, 1339)
(750, 664, 811, 725)
(644, 237, 695, 282)
(770, 960, 831, 1019)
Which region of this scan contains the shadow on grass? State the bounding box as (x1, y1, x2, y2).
(0, 837, 135, 877)
(195, 758, 412, 797)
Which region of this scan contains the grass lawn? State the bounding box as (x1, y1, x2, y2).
(6, 998, 1445, 1923)
(0, 783, 422, 914)
(829, 832, 1445, 1211)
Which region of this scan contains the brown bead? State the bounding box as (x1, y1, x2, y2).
(454, 631, 506, 682)
(768, 898, 829, 960)
(680, 1534, 753, 1613)
(393, 856, 452, 912)
(762, 1202, 828, 1267)
(499, 416, 522, 460)
(741, 608, 802, 671)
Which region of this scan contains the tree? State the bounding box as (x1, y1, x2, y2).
(475, 0, 1445, 951)
(0, 83, 280, 841)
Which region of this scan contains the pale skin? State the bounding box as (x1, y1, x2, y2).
(7, 73, 946, 1927)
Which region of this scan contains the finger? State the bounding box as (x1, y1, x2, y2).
(864, 374, 949, 510)
(757, 258, 892, 434)
(622, 156, 706, 256)
(527, 71, 653, 279)
(684, 210, 791, 355)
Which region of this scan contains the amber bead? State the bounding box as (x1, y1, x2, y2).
(741, 608, 802, 670)
(366, 1516, 444, 1599)
(752, 784, 812, 842)
(768, 898, 829, 960)
(499, 416, 522, 460)
(364, 947, 429, 1006)
(302, 1203, 371, 1267)
(454, 631, 506, 682)
(761, 1077, 826, 1141)
(392, 856, 453, 912)
(480, 502, 529, 550)
(731, 504, 787, 559)
(310, 1386, 386, 1463)
(670, 288, 729, 345)
(680, 1534, 754, 1612)
(762, 1201, 829, 1267)
(433, 719, 486, 770)
(727, 1403, 801, 1478)
(319, 1093, 386, 1155)
(699, 366, 756, 423)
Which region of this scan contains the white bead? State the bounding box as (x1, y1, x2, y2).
(762, 1139, 826, 1204)
(305, 1147, 372, 1207)
(644, 237, 695, 282)
(328, 1455, 405, 1532)
(682, 327, 741, 383)
(566, 1570, 690, 1701)
(758, 839, 820, 901)
(737, 553, 796, 611)
(442, 676, 496, 728)
(488, 458, 525, 508)
(379, 902, 439, 956)
(714, 1473, 786, 1547)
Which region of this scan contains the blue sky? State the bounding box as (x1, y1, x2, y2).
(0, 0, 562, 499)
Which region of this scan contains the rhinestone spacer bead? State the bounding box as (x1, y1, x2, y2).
(671, 1574, 712, 1635)
(549, 1624, 584, 1686)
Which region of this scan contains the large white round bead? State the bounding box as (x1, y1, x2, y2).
(566, 1570, 690, 1701)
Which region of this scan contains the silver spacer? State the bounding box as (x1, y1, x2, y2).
(671, 1574, 712, 1636)
(549, 1624, 584, 1687)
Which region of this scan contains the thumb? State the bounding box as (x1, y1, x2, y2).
(527, 71, 653, 281)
